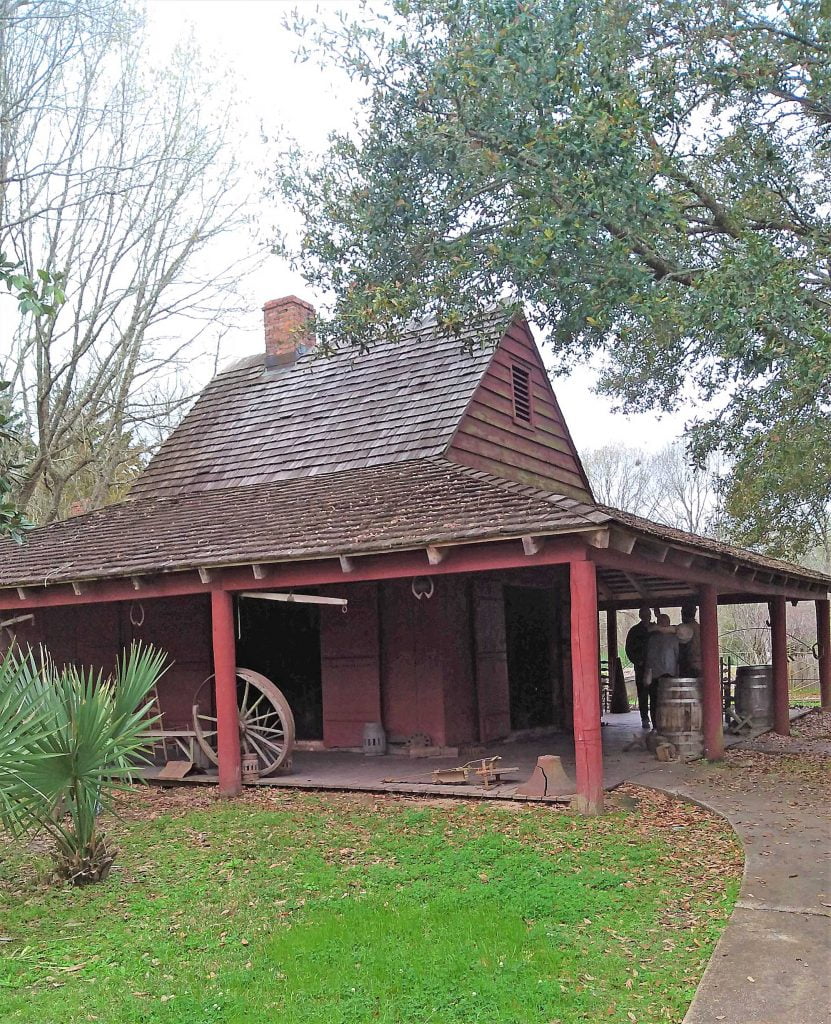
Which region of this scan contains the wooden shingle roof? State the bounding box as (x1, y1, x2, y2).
(0, 458, 606, 587)
(131, 311, 510, 499)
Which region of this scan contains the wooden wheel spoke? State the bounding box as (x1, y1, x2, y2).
(250, 732, 285, 755)
(246, 734, 271, 763)
(244, 692, 267, 717)
(245, 711, 283, 726)
(192, 669, 295, 776)
(248, 722, 285, 741)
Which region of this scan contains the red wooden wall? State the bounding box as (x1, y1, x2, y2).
(7, 595, 212, 730)
(318, 577, 516, 749)
(378, 577, 478, 747)
(5, 574, 571, 753)
(319, 583, 381, 747)
(446, 319, 593, 501)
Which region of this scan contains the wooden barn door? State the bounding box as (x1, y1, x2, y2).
(319, 583, 381, 748)
(472, 580, 511, 741)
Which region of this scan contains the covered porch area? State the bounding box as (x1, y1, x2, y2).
(145, 706, 784, 802)
(2, 516, 829, 816)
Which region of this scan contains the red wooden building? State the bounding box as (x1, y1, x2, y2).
(1, 296, 829, 812)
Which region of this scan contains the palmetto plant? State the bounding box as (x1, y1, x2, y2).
(0, 642, 166, 885)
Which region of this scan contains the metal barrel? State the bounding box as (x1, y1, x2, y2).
(734, 665, 773, 730)
(655, 677, 704, 760)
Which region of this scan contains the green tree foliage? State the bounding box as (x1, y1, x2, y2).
(277, 0, 830, 557)
(0, 642, 166, 885)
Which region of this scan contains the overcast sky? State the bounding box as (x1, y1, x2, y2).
(145, 0, 688, 453)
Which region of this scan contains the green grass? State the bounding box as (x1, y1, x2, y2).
(0, 787, 741, 1024)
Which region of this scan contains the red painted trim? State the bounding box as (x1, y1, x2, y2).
(569, 559, 604, 813)
(699, 584, 723, 760)
(817, 599, 831, 712)
(0, 536, 589, 612)
(1, 574, 213, 611)
(770, 597, 790, 736)
(211, 589, 241, 796)
(589, 546, 822, 601)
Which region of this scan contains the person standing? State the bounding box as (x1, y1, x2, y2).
(644, 613, 681, 730)
(625, 606, 653, 729)
(678, 603, 702, 676)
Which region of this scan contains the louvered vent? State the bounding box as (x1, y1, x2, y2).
(511, 363, 532, 423)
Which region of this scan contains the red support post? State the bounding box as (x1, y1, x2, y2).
(211, 589, 241, 796)
(770, 597, 790, 736)
(570, 560, 604, 814)
(817, 599, 831, 712)
(699, 584, 724, 760)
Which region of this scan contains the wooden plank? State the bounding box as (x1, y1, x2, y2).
(469, 382, 574, 446)
(463, 401, 576, 456)
(156, 760, 194, 780)
(454, 414, 583, 475)
(449, 435, 590, 494)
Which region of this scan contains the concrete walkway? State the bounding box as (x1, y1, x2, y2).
(630, 756, 830, 1024)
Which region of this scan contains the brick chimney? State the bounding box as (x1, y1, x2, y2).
(263, 295, 315, 368)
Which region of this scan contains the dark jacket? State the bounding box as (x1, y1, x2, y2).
(625, 621, 651, 667)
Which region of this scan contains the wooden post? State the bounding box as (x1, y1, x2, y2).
(606, 608, 618, 678)
(770, 597, 790, 736)
(570, 560, 604, 814)
(699, 584, 724, 760)
(816, 599, 831, 712)
(211, 589, 241, 796)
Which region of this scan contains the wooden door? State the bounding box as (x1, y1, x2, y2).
(472, 580, 511, 741)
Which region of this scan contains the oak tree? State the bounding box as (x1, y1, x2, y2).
(277, 0, 830, 558)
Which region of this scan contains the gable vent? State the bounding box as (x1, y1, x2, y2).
(511, 363, 533, 423)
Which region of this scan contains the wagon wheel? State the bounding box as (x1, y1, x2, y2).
(192, 668, 295, 776)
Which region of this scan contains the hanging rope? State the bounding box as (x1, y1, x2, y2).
(129, 601, 145, 628)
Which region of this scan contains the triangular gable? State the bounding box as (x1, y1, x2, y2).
(445, 316, 594, 502)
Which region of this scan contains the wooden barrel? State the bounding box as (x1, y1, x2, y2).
(735, 665, 773, 730)
(655, 677, 703, 760)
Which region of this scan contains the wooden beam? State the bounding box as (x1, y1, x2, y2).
(770, 597, 790, 736)
(131, 576, 143, 591)
(521, 535, 543, 557)
(816, 599, 831, 712)
(339, 555, 354, 574)
(425, 545, 446, 566)
(584, 528, 610, 549)
(570, 559, 604, 814)
(198, 568, 213, 584)
(589, 547, 821, 602)
(700, 584, 723, 760)
(211, 590, 241, 797)
(668, 549, 694, 568)
(609, 528, 636, 554)
(16, 587, 27, 601)
(71, 581, 84, 596)
(239, 591, 347, 608)
(251, 564, 267, 580)
(623, 572, 650, 601)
